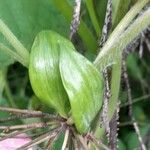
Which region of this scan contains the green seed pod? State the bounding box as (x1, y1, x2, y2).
(29, 31, 70, 118)
(59, 44, 103, 133)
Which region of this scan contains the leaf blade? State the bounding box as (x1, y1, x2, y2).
(59, 44, 103, 133)
(29, 31, 70, 118)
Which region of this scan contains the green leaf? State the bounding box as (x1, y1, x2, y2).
(0, 0, 69, 51)
(59, 43, 103, 133)
(127, 53, 142, 80)
(125, 126, 150, 150)
(28, 95, 43, 111)
(28, 95, 55, 114)
(85, 0, 100, 36)
(29, 31, 70, 118)
(133, 105, 146, 122)
(0, 68, 6, 98)
(94, 0, 107, 33)
(52, 132, 64, 150)
(0, 97, 9, 119)
(117, 139, 126, 150)
(0, 0, 70, 68)
(0, 43, 26, 67)
(29, 30, 103, 133)
(112, 0, 130, 28)
(0, 50, 14, 68)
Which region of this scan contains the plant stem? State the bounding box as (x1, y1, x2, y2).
(52, 0, 97, 53)
(121, 94, 150, 107)
(0, 19, 29, 66)
(94, 60, 122, 138)
(112, 0, 130, 28)
(62, 129, 69, 150)
(85, 0, 100, 36)
(94, 0, 149, 69)
(108, 61, 121, 120)
(4, 79, 17, 108)
(76, 134, 88, 150)
(94, 6, 150, 70)
(105, 0, 148, 52)
(93, 0, 150, 139)
(0, 43, 28, 67)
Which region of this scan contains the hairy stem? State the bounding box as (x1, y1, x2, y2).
(93, 0, 150, 139)
(94, 60, 121, 138)
(70, 0, 81, 39)
(94, 0, 149, 69)
(94, 7, 150, 70)
(52, 0, 97, 52)
(108, 61, 121, 120)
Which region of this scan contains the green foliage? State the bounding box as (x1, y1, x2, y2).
(118, 139, 126, 150)
(127, 53, 143, 80)
(112, 0, 131, 28)
(85, 0, 100, 35)
(93, 0, 107, 34)
(0, 0, 69, 67)
(0, 50, 14, 68)
(52, 0, 97, 53)
(124, 126, 150, 150)
(0, 69, 6, 97)
(59, 40, 103, 133)
(29, 30, 103, 133)
(0, 0, 69, 50)
(29, 31, 70, 118)
(52, 133, 64, 150)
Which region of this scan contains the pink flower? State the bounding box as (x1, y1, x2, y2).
(0, 133, 33, 150)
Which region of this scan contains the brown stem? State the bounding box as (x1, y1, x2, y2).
(17, 127, 63, 150)
(0, 122, 55, 131)
(0, 128, 34, 141)
(70, 0, 81, 39)
(0, 106, 65, 122)
(86, 133, 111, 150)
